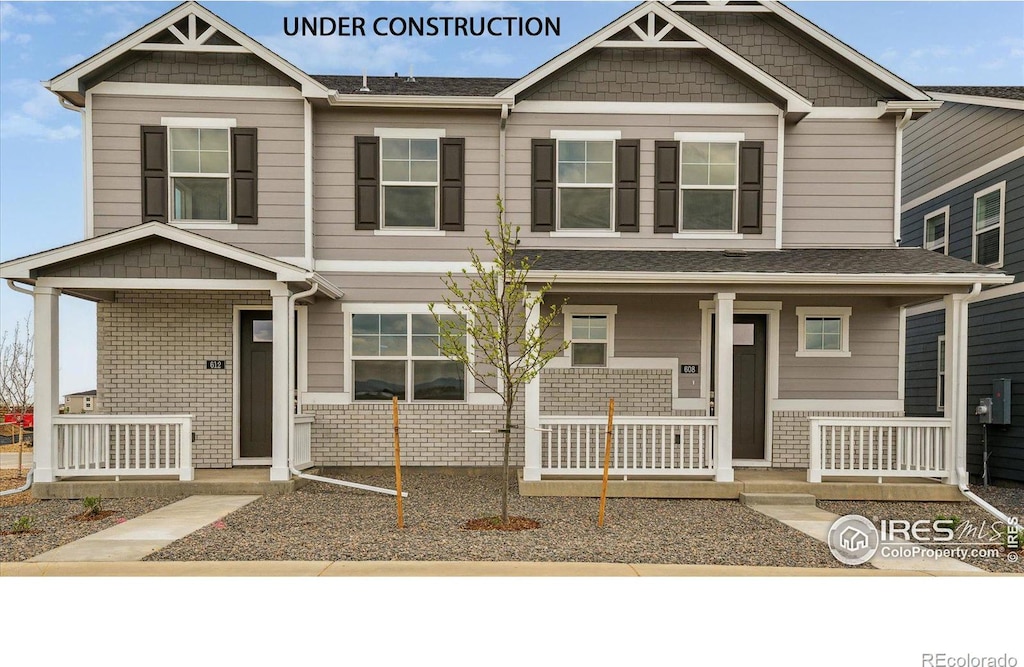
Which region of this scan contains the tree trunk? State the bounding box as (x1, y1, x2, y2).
(502, 400, 513, 525)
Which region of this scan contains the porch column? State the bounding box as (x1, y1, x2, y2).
(270, 285, 291, 481)
(714, 292, 735, 482)
(943, 293, 969, 486)
(523, 291, 542, 481)
(33, 287, 60, 482)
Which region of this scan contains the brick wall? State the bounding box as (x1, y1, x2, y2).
(771, 410, 903, 468)
(96, 291, 268, 468)
(540, 368, 674, 415)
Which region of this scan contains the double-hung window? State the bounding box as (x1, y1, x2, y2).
(350, 311, 466, 401)
(381, 137, 439, 229)
(169, 127, 230, 222)
(563, 306, 616, 367)
(923, 206, 949, 254)
(796, 307, 851, 358)
(679, 138, 738, 232)
(557, 139, 615, 230)
(973, 182, 1005, 267)
(936, 335, 946, 411)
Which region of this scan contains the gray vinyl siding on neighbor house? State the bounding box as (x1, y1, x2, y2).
(312, 107, 501, 263)
(902, 102, 1024, 204)
(508, 112, 779, 250)
(91, 94, 305, 257)
(904, 311, 944, 419)
(902, 159, 1024, 278)
(782, 119, 897, 248)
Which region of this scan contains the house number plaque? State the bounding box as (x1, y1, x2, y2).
(681, 365, 698, 374)
(206, 360, 226, 370)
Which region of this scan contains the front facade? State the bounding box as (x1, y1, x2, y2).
(900, 87, 1024, 483)
(0, 1, 1012, 491)
(65, 390, 97, 415)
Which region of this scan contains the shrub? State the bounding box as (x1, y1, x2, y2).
(82, 496, 103, 517)
(10, 516, 34, 533)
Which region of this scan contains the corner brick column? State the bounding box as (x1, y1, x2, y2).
(32, 286, 60, 482)
(714, 292, 735, 482)
(270, 284, 291, 481)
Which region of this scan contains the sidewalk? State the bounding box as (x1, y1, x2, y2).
(0, 451, 32, 469)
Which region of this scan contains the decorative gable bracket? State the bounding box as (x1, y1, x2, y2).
(601, 10, 703, 49)
(135, 12, 245, 53)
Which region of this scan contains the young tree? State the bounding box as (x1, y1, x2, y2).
(0, 315, 34, 473)
(430, 197, 567, 525)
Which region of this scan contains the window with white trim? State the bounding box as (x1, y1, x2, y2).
(563, 306, 616, 367)
(557, 140, 615, 230)
(350, 312, 465, 401)
(678, 134, 740, 232)
(973, 181, 1005, 267)
(169, 127, 230, 222)
(923, 207, 948, 254)
(937, 335, 946, 411)
(381, 137, 439, 229)
(796, 307, 851, 357)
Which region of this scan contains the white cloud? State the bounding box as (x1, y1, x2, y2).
(458, 46, 514, 69)
(429, 2, 519, 17)
(0, 80, 79, 142)
(259, 31, 435, 75)
(0, 2, 54, 25)
(0, 114, 79, 141)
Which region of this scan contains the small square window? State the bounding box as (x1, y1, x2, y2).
(923, 208, 948, 254)
(563, 307, 616, 367)
(796, 307, 851, 357)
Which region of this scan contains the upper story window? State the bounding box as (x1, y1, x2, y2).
(795, 307, 851, 358)
(557, 140, 615, 230)
(563, 305, 616, 367)
(973, 181, 1005, 267)
(381, 137, 439, 229)
(169, 127, 230, 222)
(923, 207, 949, 254)
(680, 139, 738, 232)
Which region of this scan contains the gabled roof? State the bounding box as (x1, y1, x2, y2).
(66, 390, 98, 398)
(920, 87, 1024, 111)
(46, 1, 332, 102)
(0, 222, 342, 298)
(498, 1, 813, 114)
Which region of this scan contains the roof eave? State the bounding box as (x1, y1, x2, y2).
(527, 271, 1014, 286)
(328, 94, 514, 109)
(924, 92, 1024, 112)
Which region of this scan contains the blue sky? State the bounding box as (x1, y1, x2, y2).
(1, 0, 1022, 396)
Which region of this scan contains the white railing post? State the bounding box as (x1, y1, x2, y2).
(944, 293, 969, 486)
(270, 285, 291, 481)
(33, 286, 61, 483)
(808, 419, 822, 482)
(179, 417, 194, 481)
(523, 291, 543, 481)
(714, 292, 735, 482)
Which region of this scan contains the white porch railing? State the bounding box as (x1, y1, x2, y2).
(539, 416, 717, 477)
(291, 414, 314, 471)
(52, 414, 194, 481)
(808, 417, 952, 482)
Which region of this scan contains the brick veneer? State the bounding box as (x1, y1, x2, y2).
(539, 368, 675, 415)
(771, 411, 903, 468)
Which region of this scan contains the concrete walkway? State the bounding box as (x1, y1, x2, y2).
(747, 503, 984, 573)
(0, 560, 1007, 577)
(26, 495, 258, 563)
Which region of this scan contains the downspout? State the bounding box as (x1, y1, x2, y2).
(499, 103, 509, 204)
(7, 279, 34, 297)
(954, 283, 1013, 525)
(286, 280, 406, 498)
(893, 108, 913, 245)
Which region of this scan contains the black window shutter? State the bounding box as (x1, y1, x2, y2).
(231, 128, 258, 225)
(654, 140, 679, 233)
(355, 136, 380, 230)
(738, 140, 764, 235)
(140, 126, 168, 223)
(531, 139, 556, 232)
(439, 137, 465, 232)
(615, 140, 640, 232)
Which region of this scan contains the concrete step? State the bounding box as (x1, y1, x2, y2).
(738, 492, 817, 507)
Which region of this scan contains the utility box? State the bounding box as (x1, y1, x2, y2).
(992, 378, 1012, 425)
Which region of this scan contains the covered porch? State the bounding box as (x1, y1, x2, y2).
(0, 223, 341, 491)
(520, 248, 1013, 490)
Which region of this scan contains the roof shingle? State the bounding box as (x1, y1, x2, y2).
(312, 74, 517, 97)
(921, 86, 1024, 101)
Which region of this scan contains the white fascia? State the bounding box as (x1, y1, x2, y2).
(528, 271, 1015, 287)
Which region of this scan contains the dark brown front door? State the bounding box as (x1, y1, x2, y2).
(239, 311, 273, 458)
(732, 314, 767, 460)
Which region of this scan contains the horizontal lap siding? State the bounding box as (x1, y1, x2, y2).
(91, 95, 304, 257)
(777, 296, 900, 400)
(307, 298, 344, 393)
(313, 108, 500, 263)
(508, 113, 778, 250)
(903, 311, 944, 418)
(903, 102, 1024, 204)
(783, 119, 896, 247)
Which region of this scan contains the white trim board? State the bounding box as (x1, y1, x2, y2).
(925, 92, 1024, 111)
(770, 399, 904, 412)
(530, 270, 1013, 287)
(90, 82, 305, 100)
(315, 260, 492, 274)
(906, 282, 1024, 317)
(511, 101, 781, 115)
(901, 147, 1024, 213)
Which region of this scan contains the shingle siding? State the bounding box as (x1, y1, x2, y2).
(100, 51, 297, 87)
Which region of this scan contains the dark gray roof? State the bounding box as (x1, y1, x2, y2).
(312, 75, 517, 96)
(522, 248, 1006, 276)
(66, 390, 97, 397)
(921, 86, 1024, 101)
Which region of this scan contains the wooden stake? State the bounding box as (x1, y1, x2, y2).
(598, 397, 615, 527)
(392, 396, 404, 529)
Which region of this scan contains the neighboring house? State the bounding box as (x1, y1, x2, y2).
(900, 87, 1024, 484)
(0, 1, 1012, 493)
(65, 390, 98, 414)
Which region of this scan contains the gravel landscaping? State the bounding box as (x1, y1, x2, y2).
(820, 484, 1024, 574)
(0, 476, 180, 562)
(147, 469, 852, 567)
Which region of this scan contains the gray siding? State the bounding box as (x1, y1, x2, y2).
(91, 94, 305, 258)
(101, 52, 296, 87)
(902, 158, 1024, 280)
(902, 102, 1024, 204)
(685, 12, 897, 106)
(521, 47, 773, 103)
(783, 119, 896, 248)
(904, 311, 944, 418)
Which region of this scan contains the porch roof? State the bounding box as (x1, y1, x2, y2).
(0, 222, 343, 299)
(523, 247, 1013, 286)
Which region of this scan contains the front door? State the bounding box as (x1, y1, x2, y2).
(239, 310, 274, 459)
(732, 314, 767, 460)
